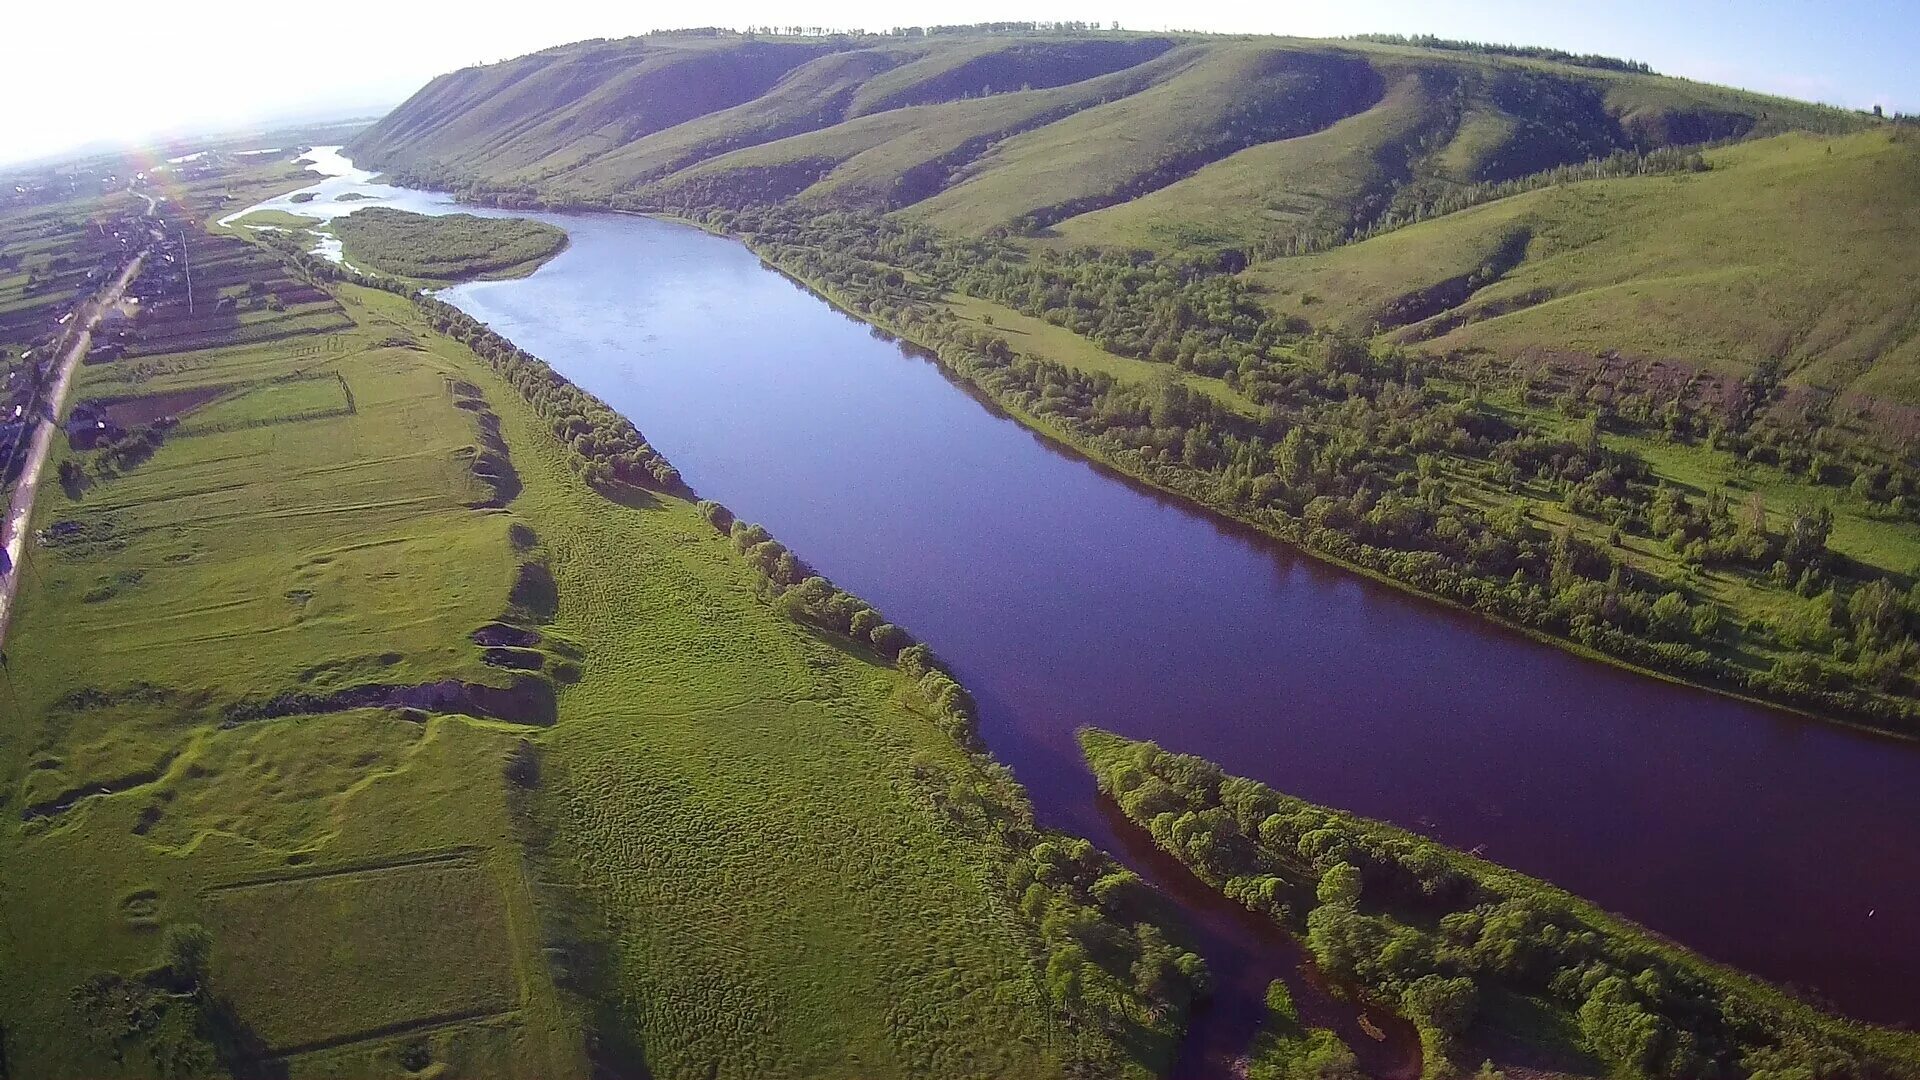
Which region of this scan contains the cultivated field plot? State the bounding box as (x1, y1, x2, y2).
(208, 850, 520, 1054)
(175, 370, 353, 433)
(18, 336, 510, 697)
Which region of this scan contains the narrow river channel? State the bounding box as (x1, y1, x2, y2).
(238, 150, 1920, 1070)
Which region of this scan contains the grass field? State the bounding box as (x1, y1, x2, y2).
(208, 851, 519, 1053)
(2, 200, 1175, 1077)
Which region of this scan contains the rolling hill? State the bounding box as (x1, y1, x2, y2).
(352, 30, 1859, 224)
(1243, 127, 1920, 402)
(350, 29, 1905, 391)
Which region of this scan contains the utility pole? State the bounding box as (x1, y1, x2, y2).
(179, 230, 194, 316)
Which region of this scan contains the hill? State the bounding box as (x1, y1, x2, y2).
(350, 29, 1897, 396)
(1242, 127, 1920, 403)
(351, 30, 1859, 227)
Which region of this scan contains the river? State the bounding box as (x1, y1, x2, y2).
(238, 149, 1920, 1070)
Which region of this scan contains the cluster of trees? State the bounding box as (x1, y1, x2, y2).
(1084, 732, 1897, 1079)
(1243, 979, 1366, 1080)
(658, 205, 1920, 728)
(1347, 34, 1653, 74)
(61, 421, 170, 488)
(71, 923, 259, 1076)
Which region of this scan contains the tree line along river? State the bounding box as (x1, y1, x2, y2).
(239, 150, 1920, 1070)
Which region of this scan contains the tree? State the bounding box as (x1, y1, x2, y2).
(1578, 977, 1668, 1075)
(1402, 974, 1478, 1041)
(1316, 862, 1363, 908)
(162, 923, 211, 992)
(1045, 944, 1088, 1014)
(1648, 591, 1690, 641)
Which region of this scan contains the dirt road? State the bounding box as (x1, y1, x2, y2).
(0, 252, 145, 650)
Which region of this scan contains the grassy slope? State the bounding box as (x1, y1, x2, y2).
(1049, 47, 1859, 254)
(1246, 128, 1920, 401)
(354, 32, 1854, 231)
(906, 43, 1384, 234)
(351, 38, 834, 185)
(1047, 65, 1446, 251)
(558, 47, 919, 193)
(0, 239, 1122, 1077)
(647, 45, 1207, 212)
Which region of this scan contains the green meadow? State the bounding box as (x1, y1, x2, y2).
(1, 192, 1175, 1077)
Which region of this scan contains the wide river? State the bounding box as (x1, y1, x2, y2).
(240, 150, 1920, 1068)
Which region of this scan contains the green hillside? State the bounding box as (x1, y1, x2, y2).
(1244, 127, 1920, 402)
(353, 29, 1857, 225)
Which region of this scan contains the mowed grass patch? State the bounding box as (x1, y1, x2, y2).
(209, 853, 519, 1053)
(176, 371, 352, 432)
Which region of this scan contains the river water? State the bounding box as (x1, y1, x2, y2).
(241, 149, 1920, 1069)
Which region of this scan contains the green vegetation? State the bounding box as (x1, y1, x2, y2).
(329, 207, 567, 283)
(227, 208, 322, 230)
(1246, 130, 1920, 398)
(3, 165, 1201, 1076)
(592, 203, 1920, 734)
(1081, 729, 1920, 1079)
(1244, 981, 1363, 1080)
(342, 27, 1920, 734)
(353, 29, 1855, 229)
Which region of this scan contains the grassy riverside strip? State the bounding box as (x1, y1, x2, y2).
(72, 229, 1204, 1079)
(328, 208, 569, 284)
(1079, 729, 1920, 1080)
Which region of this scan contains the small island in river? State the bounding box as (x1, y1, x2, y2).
(331, 206, 568, 284)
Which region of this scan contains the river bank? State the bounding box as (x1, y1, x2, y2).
(228, 149, 1920, 1043)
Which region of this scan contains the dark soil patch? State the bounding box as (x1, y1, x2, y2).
(508, 562, 558, 624)
(221, 676, 558, 727)
(95, 384, 233, 427)
(482, 647, 545, 671)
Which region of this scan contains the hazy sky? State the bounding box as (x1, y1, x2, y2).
(5, 0, 1914, 166)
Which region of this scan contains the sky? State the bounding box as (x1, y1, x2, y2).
(4, 0, 1915, 167)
